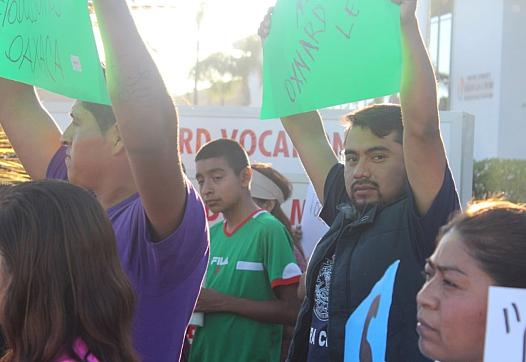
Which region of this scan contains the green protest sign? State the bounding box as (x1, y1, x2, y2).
(0, 0, 110, 105)
(261, 0, 401, 119)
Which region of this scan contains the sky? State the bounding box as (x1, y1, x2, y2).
(99, 0, 276, 96)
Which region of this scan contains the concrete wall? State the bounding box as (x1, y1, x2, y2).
(448, 0, 526, 160)
(449, 0, 504, 160)
(498, 0, 526, 159)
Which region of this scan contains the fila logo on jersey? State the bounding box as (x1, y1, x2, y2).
(210, 257, 229, 266)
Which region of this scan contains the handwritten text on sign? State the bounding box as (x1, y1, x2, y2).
(284, 1, 360, 103)
(261, 0, 401, 119)
(2, 1, 64, 79)
(484, 287, 526, 362)
(0, 0, 110, 104)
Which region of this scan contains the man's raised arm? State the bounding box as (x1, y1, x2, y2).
(281, 111, 338, 204)
(397, 0, 448, 215)
(0, 79, 61, 180)
(92, 0, 186, 239)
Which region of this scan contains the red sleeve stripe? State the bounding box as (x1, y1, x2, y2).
(271, 275, 301, 288)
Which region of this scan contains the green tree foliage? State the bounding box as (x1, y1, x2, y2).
(473, 159, 526, 202)
(189, 35, 262, 105)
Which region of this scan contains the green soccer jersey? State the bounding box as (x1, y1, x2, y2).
(189, 210, 302, 362)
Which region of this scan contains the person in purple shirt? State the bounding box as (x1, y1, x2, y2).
(0, 1, 209, 361)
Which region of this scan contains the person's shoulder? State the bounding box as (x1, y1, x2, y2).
(46, 146, 68, 181)
(136, 177, 207, 226)
(252, 212, 292, 244)
(326, 162, 344, 184)
(320, 162, 348, 225)
(252, 210, 285, 229)
(110, 179, 208, 243)
(405, 165, 460, 218)
(108, 193, 141, 218)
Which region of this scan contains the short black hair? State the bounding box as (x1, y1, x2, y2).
(343, 104, 403, 144)
(81, 102, 116, 133)
(80, 64, 116, 133)
(195, 139, 250, 173)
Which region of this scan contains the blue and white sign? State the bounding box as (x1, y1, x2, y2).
(344, 260, 400, 362)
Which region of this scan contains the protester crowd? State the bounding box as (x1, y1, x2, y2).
(0, 0, 523, 361)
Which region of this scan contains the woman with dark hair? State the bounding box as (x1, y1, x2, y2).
(0, 180, 138, 362)
(251, 162, 307, 362)
(417, 200, 526, 362)
(251, 162, 307, 271)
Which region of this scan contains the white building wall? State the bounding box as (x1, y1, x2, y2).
(449, 0, 504, 160)
(416, 0, 431, 42)
(498, 0, 526, 159)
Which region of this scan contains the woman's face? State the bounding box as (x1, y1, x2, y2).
(416, 229, 495, 362)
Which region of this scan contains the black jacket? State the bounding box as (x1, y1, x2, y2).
(287, 164, 459, 361)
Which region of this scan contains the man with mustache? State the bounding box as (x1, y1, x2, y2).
(260, 0, 460, 361)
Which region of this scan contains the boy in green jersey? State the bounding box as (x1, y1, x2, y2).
(190, 139, 302, 362)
